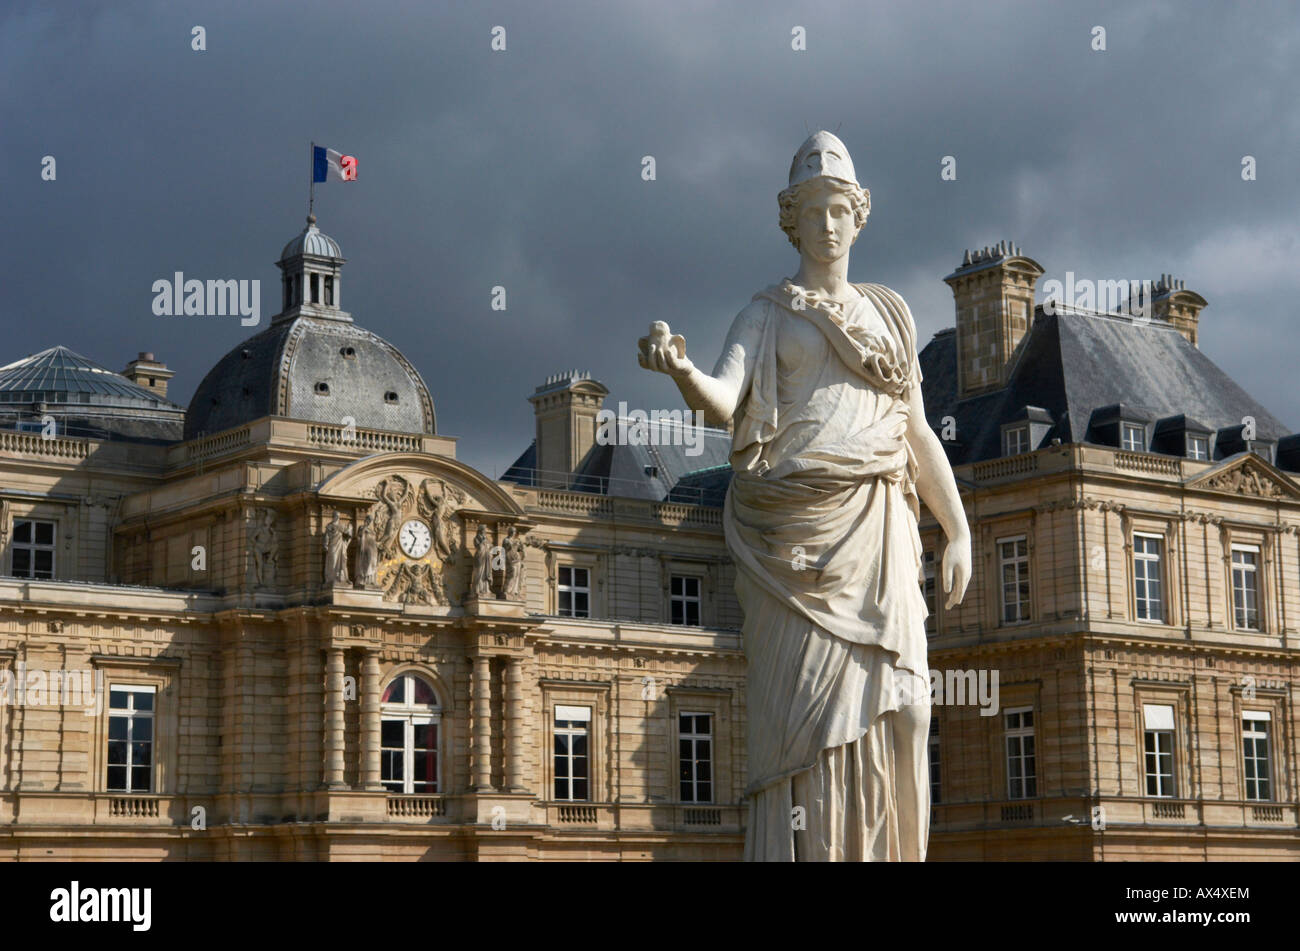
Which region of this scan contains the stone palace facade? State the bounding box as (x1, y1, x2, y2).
(0, 223, 1295, 860)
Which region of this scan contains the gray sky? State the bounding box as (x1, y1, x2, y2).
(3, 0, 1297, 476)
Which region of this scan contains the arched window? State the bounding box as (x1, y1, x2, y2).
(381, 673, 440, 794)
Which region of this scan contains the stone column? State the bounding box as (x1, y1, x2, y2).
(324, 648, 346, 788)
(472, 654, 493, 790)
(506, 656, 526, 791)
(361, 650, 383, 790)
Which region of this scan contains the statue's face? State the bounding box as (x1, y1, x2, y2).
(794, 181, 856, 264)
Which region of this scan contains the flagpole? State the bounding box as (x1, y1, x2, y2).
(308, 140, 315, 218)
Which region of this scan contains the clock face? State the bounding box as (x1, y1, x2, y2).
(398, 519, 432, 559)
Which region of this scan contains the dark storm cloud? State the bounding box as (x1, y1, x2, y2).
(2, 0, 1297, 475)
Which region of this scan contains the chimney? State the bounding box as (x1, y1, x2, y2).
(943, 242, 1044, 399)
(121, 351, 174, 399)
(1149, 274, 1207, 347)
(528, 370, 610, 489)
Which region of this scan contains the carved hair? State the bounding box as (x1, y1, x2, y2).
(777, 178, 871, 251)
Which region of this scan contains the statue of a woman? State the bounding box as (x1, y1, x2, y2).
(503, 525, 525, 599)
(639, 131, 971, 861)
(356, 513, 379, 588)
(323, 511, 352, 585)
(249, 509, 277, 588)
(472, 524, 494, 598)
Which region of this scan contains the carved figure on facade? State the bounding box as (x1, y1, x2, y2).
(355, 513, 380, 588)
(1203, 461, 1286, 499)
(361, 474, 464, 605)
(323, 511, 353, 585)
(249, 508, 278, 587)
(503, 525, 526, 599)
(473, 524, 495, 598)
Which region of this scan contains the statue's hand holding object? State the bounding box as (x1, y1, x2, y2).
(637, 321, 694, 379)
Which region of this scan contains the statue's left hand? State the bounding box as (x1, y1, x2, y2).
(942, 532, 971, 609)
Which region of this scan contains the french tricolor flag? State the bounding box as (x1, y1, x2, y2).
(313, 146, 357, 182)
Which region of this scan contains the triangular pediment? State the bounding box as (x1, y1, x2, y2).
(1185, 452, 1300, 501)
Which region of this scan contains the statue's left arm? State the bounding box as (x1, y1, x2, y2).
(903, 384, 971, 609)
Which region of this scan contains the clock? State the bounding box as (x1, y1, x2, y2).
(398, 519, 432, 559)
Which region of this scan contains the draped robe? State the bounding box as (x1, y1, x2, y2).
(724, 279, 931, 861)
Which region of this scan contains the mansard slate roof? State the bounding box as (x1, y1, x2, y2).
(503, 424, 733, 505)
(919, 307, 1292, 467)
(183, 315, 436, 440)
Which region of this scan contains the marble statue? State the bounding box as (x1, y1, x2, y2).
(638, 131, 972, 861)
(324, 511, 352, 585)
(472, 524, 494, 598)
(249, 508, 277, 588)
(503, 525, 526, 599)
(355, 513, 379, 588)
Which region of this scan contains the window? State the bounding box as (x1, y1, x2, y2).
(678, 713, 713, 803)
(1242, 712, 1272, 802)
(381, 674, 440, 794)
(1003, 425, 1029, 456)
(1231, 546, 1260, 630)
(1142, 703, 1175, 797)
(921, 550, 936, 633)
(558, 566, 590, 618)
(107, 685, 155, 793)
(1187, 434, 1209, 460)
(998, 537, 1031, 624)
(1121, 422, 1145, 452)
(1005, 707, 1036, 800)
(928, 716, 941, 805)
(670, 575, 701, 626)
(553, 705, 590, 801)
(324, 276, 334, 306)
(11, 518, 55, 579)
(1133, 534, 1164, 622)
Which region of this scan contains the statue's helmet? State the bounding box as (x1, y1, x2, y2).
(788, 131, 859, 189)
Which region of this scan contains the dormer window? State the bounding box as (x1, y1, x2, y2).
(384, 391, 399, 404)
(1187, 434, 1209, 460)
(1003, 425, 1029, 456)
(315, 382, 330, 396)
(1121, 422, 1145, 452)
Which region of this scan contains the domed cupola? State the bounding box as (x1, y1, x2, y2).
(277, 214, 346, 320)
(183, 217, 436, 440)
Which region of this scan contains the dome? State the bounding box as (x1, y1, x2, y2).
(280, 215, 342, 262)
(183, 316, 436, 440)
(0, 346, 175, 409)
(0, 346, 184, 441)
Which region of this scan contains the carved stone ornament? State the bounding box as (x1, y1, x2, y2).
(1201, 460, 1287, 500)
(248, 508, 278, 588)
(363, 475, 467, 605)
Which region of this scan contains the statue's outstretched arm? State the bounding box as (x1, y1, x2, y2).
(637, 303, 763, 427)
